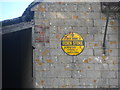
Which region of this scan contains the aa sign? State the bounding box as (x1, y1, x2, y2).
(61, 32, 85, 56)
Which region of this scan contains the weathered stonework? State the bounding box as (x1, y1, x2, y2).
(32, 2, 119, 88)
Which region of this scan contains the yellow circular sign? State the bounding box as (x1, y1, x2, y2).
(61, 32, 85, 56)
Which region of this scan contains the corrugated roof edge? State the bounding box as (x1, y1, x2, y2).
(1, 2, 40, 27)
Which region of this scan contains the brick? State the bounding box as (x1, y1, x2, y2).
(65, 20, 84, 26)
(41, 49, 50, 56)
(50, 49, 60, 56)
(57, 48, 65, 56)
(48, 4, 60, 12)
(42, 12, 57, 19)
(78, 4, 92, 12)
(50, 40, 57, 48)
(74, 63, 94, 70)
(73, 27, 88, 34)
(94, 34, 109, 41)
(101, 27, 118, 34)
(43, 78, 57, 87)
(58, 70, 71, 77)
(35, 19, 49, 26)
(100, 13, 118, 20)
(87, 41, 102, 49)
(41, 63, 50, 71)
(56, 12, 72, 19)
(109, 35, 118, 41)
(50, 26, 58, 34)
(58, 78, 65, 87)
(86, 64, 95, 70)
(79, 79, 96, 86)
(86, 71, 101, 78)
(74, 56, 88, 63)
(49, 56, 58, 63)
(58, 26, 73, 34)
(81, 48, 93, 56)
(91, 4, 101, 12)
(96, 79, 109, 86)
(64, 78, 79, 86)
(89, 12, 101, 19)
(108, 20, 118, 27)
(109, 79, 118, 85)
(95, 63, 109, 71)
(108, 49, 118, 57)
(109, 64, 118, 71)
(72, 70, 86, 78)
(58, 55, 72, 63)
(50, 19, 65, 26)
(101, 71, 116, 78)
(42, 70, 58, 78)
(94, 49, 103, 56)
(65, 4, 78, 11)
(49, 34, 57, 41)
(82, 56, 100, 64)
(81, 34, 94, 41)
(84, 19, 93, 27)
(34, 12, 42, 18)
(105, 41, 118, 49)
(105, 56, 118, 64)
(88, 27, 102, 34)
(94, 20, 106, 27)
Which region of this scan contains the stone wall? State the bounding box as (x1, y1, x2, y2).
(32, 2, 119, 88)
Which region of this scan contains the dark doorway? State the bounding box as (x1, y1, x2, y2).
(2, 28, 33, 88)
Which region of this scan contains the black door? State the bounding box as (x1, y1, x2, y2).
(2, 28, 33, 88)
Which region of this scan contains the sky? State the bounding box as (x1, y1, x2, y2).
(0, 0, 34, 21)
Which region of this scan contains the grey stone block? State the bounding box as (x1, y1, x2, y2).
(58, 55, 72, 63)
(95, 63, 109, 71)
(105, 41, 118, 49)
(81, 34, 94, 41)
(108, 20, 118, 27)
(78, 4, 92, 12)
(79, 79, 95, 86)
(50, 49, 60, 56)
(102, 71, 116, 78)
(94, 20, 106, 27)
(86, 41, 102, 49)
(35, 19, 50, 26)
(80, 48, 93, 56)
(109, 79, 118, 85)
(73, 27, 88, 34)
(96, 79, 109, 86)
(94, 49, 104, 56)
(58, 70, 71, 78)
(109, 64, 118, 71)
(94, 34, 109, 41)
(101, 27, 118, 34)
(65, 78, 79, 86)
(65, 20, 83, 26)
(49, 34, 57, 41)
(88, 27, 102, 34)
(86, 71, 101, 78)
(50, 26, 58, 34)
(74, 56, 88, 63)
(58, 78, 65, 87)
(58, 26, 73, 34)
(108, 49, 118, 57)
(109, 35, 118, 41)
(50, 40, 57, 49)
(91, 4, 101, 12)
(50, 19, 65, 26)
(72, 70, 87, 78)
